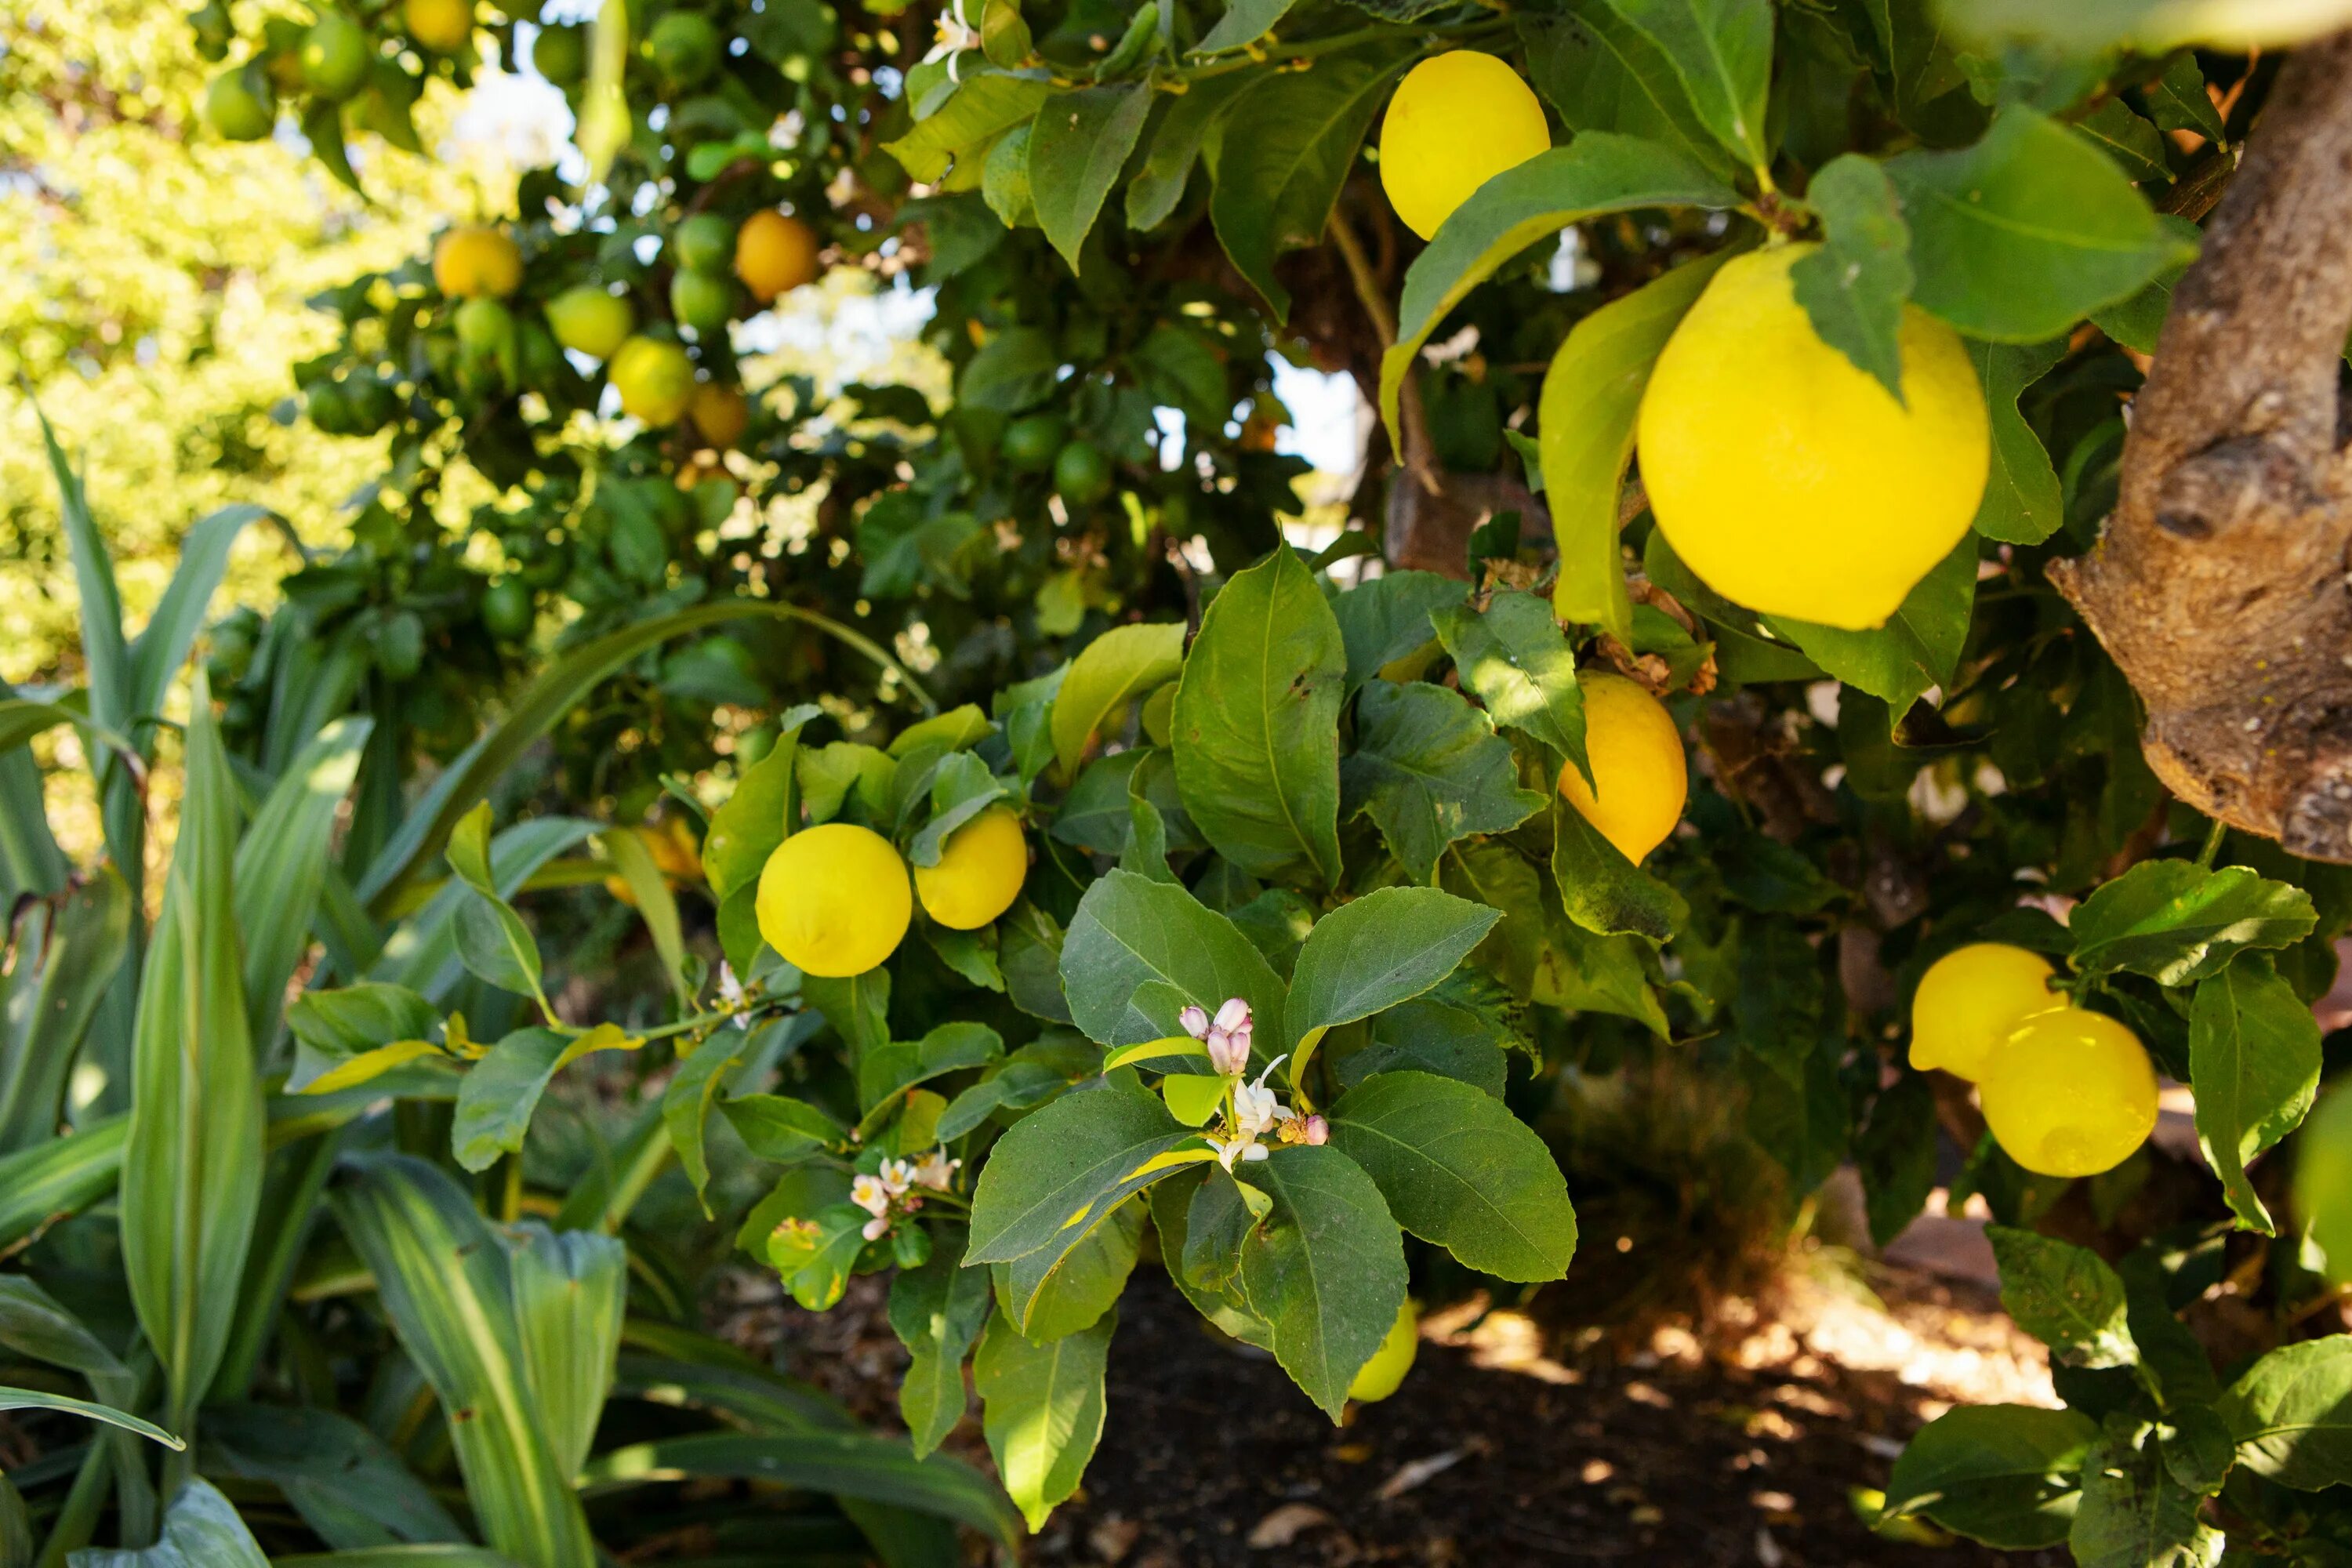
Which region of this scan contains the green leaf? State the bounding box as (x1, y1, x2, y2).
(1051, 621, 1185, 777)
(0, 1113, 126, 1250)
(0, 866, 129, 1153)
(858, 1022, 1006, 1120)
(599, 825, 693, 1007)
(723, 1092, 849, 1161)
(2218, 1336, 2352, 1490)
(1516, 6, 1733, 176)
(1029, 85, 1153, 271)
(0, 1385, 181, 1447)
(965, 1079, 1192, 1265)
(1285, 888, 1500, 1054)
(993, 1195, 1142, 1341)
(1342, 994, 1511, 1098)
(1126, 73, 1250, 230)
(1171, 545, 1345, 885)
(2077, 99, 2169, 183)
(1549, 797, 1686, 942)
(1536, 249, 1730, 641)
(702, 706, 820, 901)
(1327, 1069, 1577, 1281)
(884, 72, 1051, 182)
(1341, 680, 1546, 885)
(285, 982, 436, 1090)
(890, 1228, 993, 1457)
(1192, 0, 1294, 53)
(1430, 590, 1589, 780)
(2070, 1419, 2225, 1568)
(1330, 569, 1461, 692)
(1239, 1145, 1407, 1419)
(122, 676, 263, 1433)
(452, 1024, 639, 1173)
(1790, 154, 1913, 397)
(1765, 534, 1976, 713)
(1380, 136, 1739, 451)
(1884, 1404, 2098, 1549)
(2188, 956, 2320, 1234)
(1968, 337, 2067, 544)
(127, 503, 275, 736)
(1855, 1074, 1938, 1248)
(1987, 1225, 2136, 1368)
(2145, 55, 2223, 144)
(61, 1478, 267, 1566)
(233, 716, 371, 1040)
(2068, 862, 2318, 987)
(1886, 106, 2194, 343)
(205, 1403, 467, 1548)
(974, 1307, 1114, 1530)
(1210, 47, 1411, 320)
(332, 1153, 596, 1565)
(579, 1430, 1019, 1543)
(506, 1222, 626, 1479)
(1587, 0, 1771, 166)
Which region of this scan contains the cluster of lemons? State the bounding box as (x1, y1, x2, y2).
(430, 209, 819, 444)
(752, 808, 1030, 978)
(1910, 944, 2159, 1178)
(1378, 52, 1990, 634)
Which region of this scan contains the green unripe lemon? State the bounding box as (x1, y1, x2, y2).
(1054, 440, 1113, 507)
(480, 577, 535, 641)
(544, 285, 634, 359)
(610, 335, 695, 425)
(670, 268, 735, 337)
(454, 296, 513, 354)
(648, 11, 721, 89)
(300, 13, 373, 99)
(1000, 413, 1068, 473)
(756, 822, 913, 977)
(1348, 1299, 1418, 1402)
(532, 22, 586, 84)
(673, 212, 736, 275)
(205, 66, 278, 140)
(2296, 1086, 2352, 1283)
(305, 379, 354, 434)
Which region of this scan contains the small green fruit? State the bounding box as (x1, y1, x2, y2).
(1000, 412, 1067, 473)
(673, 212, 736, 276)
(205, 64, 277, 140)
(305, 379, 354, 434)
(530, 21, 586, 84)
(480, 578, 535, 641)
(545, 285, 634, 359)
(648, 11, 721, 89)
(299, 12, 372, 100)
(670, 269, 735, 337)
(1053, 439, 1114, 507)
(454, 296, 514, 354)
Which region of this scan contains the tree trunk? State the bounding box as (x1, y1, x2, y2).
(2049, 34, 2352, 862)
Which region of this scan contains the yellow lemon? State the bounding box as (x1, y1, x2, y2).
(609, 336, 695, 426)
(405, 0, 474, 53)
(1348, 1298, 1418, 1402)
(1377, 52, 1551, 241)
(735, 209, 822, 303)
(1637, 244, 1991, 630)
(691, 383, 750, 448)
(1977, 1008, 2158, 1178)
(1907, 942, 2067, 1080)
(1555, 673, 1686, 864)
(913, 807, 1029, 930)
(432, 226, 522, 299)
(755, 823, 912, 978)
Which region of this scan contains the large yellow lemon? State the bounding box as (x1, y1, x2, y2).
(1348, 1298, 1418, 1402)
(1377, 52, 1551, 241)
(1977, 1008, 2158, 1178)
(735, 210, 822, 303)
(1907, 943, 2067, 1080)
(690, 383, 750, 448)
(609, 336, 695, 426)
(1555, 673, 1686, 864)
(755, 822, 913, 978)
(913, 807, 1029, 930)
(405, 0, 475, 54)
(1637, 244, 1990, 630)
(432, 227, 522, 299)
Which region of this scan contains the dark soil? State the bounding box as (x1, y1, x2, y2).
(1014, 1272, 2050, 1568)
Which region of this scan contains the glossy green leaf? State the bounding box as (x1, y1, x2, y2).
(993, 1195, 1141, 1341)
(206, 1403, 467, 1548)
(0, 1113, 125, 1249)
(1051, 622, 1184, 778)
(2070, 1419, 2224, 1568)
(1968, 337, 2067, 545)
(1884, 1404, 2097, 1549)
(1126, 74, 1250, 230)
(1430, 590, 1589, 777)
(452, 1023, 640, 1173)
(0, 866, 130, 1153)
(1381, 136, 1738, 451)
(1239, 1145, 1407, 1418)
(973, 1308, 1114, 1530)
(506, 1221, 626, 1479)
(702, 705, 822, 900)
(884, 73, 1051, 183)
(1343, 681, 1545, 886)
(234, 715, 371, 1040)
(1588, 0, 1770, 165)
(1057, 868, 1287, 1048)
(964, 1079, 1192, 1265)
(1029, 85, 1152, 270)
(1765, 533, 1976, 714)
(1327, 1069, 1577, 1280)
(2188, 956, 2320, 1234)
(2068, 862, 2318, 987)
(1517, 6, 1732, 175)
(1790, 154, 1912, 397)
(1987, 1225, 2136, 1368)
(889, 1228, 993, 1457)
(0, 1385, 180, 1447)
(580, 1429, 1019, 1542)
(2218, 1335, 2352, 1490)
(1330, 570, 1461, 693)
(1286, 887, 1499, 1056)
(1550, 797, 1687, 942)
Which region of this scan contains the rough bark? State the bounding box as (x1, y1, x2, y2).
(2049, 33, 2352, 862)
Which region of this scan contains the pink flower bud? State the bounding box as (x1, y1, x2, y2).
(1206, 1028, 1249, 1076)
(1179, 1004, 1210, 1040)
(1301, 1114, 1329, 1145)
(1214, 997, 1252, 1033)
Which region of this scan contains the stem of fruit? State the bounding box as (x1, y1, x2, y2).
(2197, 815, 2227, 869)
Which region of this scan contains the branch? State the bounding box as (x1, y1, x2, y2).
(2049, 30, 2352, 862)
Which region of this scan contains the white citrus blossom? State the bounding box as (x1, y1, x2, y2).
(921, 0, 981, 82)
(1204, 1133, 1272, 1171)
(717, 961, 750, 1027)
(912, 1149, 960, 1190)
(851, 1174, 891, 1220)
(1232, 1054, 1289, 1138)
